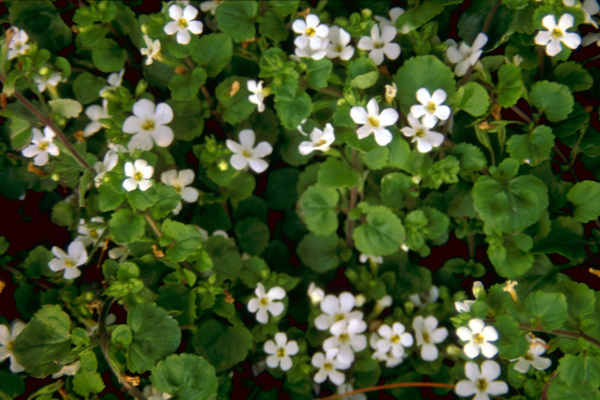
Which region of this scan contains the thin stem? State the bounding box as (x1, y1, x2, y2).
(467, 235, 475, 259)
(315, 382, 456, 400)
(553, 144, 579, 182)
(144, 213, 163, 238)
(0, 72, 93, 171)
(519, 323, 600, 349)
(346, 149, 358, 248)
(510, 105, 534, 124)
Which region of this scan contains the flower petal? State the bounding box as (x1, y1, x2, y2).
(350, 106, 369, 124)
(229, 154, 248, 170)
(253, 141, 273, 158)
(238, 129, 256, 148)
(248, 158, 269, 173)
(154, 103, 173, 124)
(133, 99, 155, 119)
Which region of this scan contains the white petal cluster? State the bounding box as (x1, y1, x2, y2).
(123, 159, 154, 192)
(372, 322, 413, 367)
(247, 283, 286, 323)
(34, 72, 61, 93)
(511, 336, 551, 373)
(161, 169, 199, 214)
(315, 292, 363, 332)
(93, 145, 122, 187)
(446, 33, 488, 77)
(357, 24, 401, 66)
(455, 281, 484, 314)
(358, 254, 383, 264)
(456, 319, 499, 359)
(0, 320, 26, 373)
(141, 35, 162, 65)
(99, 69, 124, 97)
(298, 123, 335, 155)
(534, 14, 581, 57)
(76, 216, 106, 247)
(84, 100, 110, 137)
(164, 4, 203, 45)
(403, 88, 451, 153)
(412, 315, 448, 361)
(308, 282, 325, 304)
(323, 319, 367, 365)
(226, 129, 273, 173)
(142, 385, 172, 400)
(409, 286, 439, 308)
(123, 99, 174, 151)
(350, 98, 399, 146)
(49, 241, 88, 280)
(564, 0, 599, 27)
(455, 361, 508, 400)
(7, 27, 30, 60)
(374, 7, 405, 29)
(326, 26, 355, 60)
(264, 332, 299, 371)
(21, 126, 60, 166)
(292, 14, 330, 60)
(312, 348, 350, 385)
(247, 80, 267, 113)
(401, 114, 444, 153)
(200, 0, 223, 15)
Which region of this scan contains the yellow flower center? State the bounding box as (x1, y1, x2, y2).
(178, 18, 188, 28)
(336, 44, 344, 52)
(473, 333, 485, 344)
(476, 379, 488, 391)
(373, 41, 384, 49)
(422, 332, 430, 343)
(552, 28, 563, 38)
(142, 120, 155, 131)
(7, 340, 14, 351)
(339, 333, 349, 343)
(38, 141, 49, 150)
(305, 27, 316, 37)
(426, 101, 437, 114)
(316, 138, 328, 146)
(416, 128, 426, 138)
(134, 171, 144, 181)
(277, 348, 286, 357)
(65, 258, 75, 267)
(524, 352, 534, 361)
(323, 361, 333, 371)
(334, 313, 345, 322)
(173, 184, 182, 193)
(242, 150, 251, 157)
(391, 334, 401, 344)
(89, 229, 98, 239)
(259, 297, 269, 307)
(368, 116, 380, 127)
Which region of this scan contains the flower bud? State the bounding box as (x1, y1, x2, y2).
(355, 294, 366, 307)
(39, 66, 51, 76)
(361, 8, 373, 20)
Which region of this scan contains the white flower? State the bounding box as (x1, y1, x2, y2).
(308, 282, 325, 304)
(93, 146, 121, 187)
(358, 254, 383, 264)
(142, 385, 172, 400)
(455, 361, 508, 400)
(295, 39, 329, 60)
(323, 318, 367, 365)
(141, 35, 162, 66)
(446, 33, 488, 77)
(34, 72, 61, 93)
(312, 349, 350, 385)
(51, 361, 80, 379)
(123, 159, 154, 192)
(123, 99, 174, 151)
(164, 4, 203, 45)
(21, 126, 59, 166)
(357, 24, 401, 66)
(583, 32, 600, 46)
(299, 123, 335, 155)
(412, 315, 448, 361)
(49, 241, 88, 280)
(375, 295, 393, 311)
(293, 14, 330, 55)
(84, 100, 110, 137)
(409, 286, 440, 308)
(583, 0, 600, 27)
(264, 332, 299, 371)
(315, 292, 363, 332)
(226, 129, 272, 173)
(456, 319, 499, 359)
(336, 383, 367, 400)
(0, 320, 26, 373)
(77, 216, 106, 247)
(108, 245, 130, 263)
(99, 69, 124, 97)
(247, 80, 267, 112)
(535, 14, 581, 57)
(401, 114, 445, 153)
(410, 88, 451, 128)
(247, 283, 286, 323)
(385, 82, 397, 105)
(7, 28, 29, 60)
(161, 169, 199, 214)
(327, 27, 354, 60)
(350, 98, 399, 146)
(200, 0, 223, 15)
(455, 299, 475, 314)
(376, 322, 414, 358)
(511, 337, 551, 373)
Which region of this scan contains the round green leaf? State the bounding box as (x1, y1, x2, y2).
(506, 125, 555, 166)
(566, 180, 600, 223)
(297, 233, 340, 273)
(192, 320, 253, 372)
(215, 1, 258, 42)
(108, 209, 145, 244)
(298, 185, 339, 236)
(353, 206, 405, 256)
(530, 80, 574, 122)
(150, 354, 218, 400)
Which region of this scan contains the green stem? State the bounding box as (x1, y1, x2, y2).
(519, 323, 600, 349)
(346, 149, 358, 248)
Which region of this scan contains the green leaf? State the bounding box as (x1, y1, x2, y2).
(192, 34, 233, 77)
(127, 185, 159, 211)
(162, 220, 204, 262)
(108, 209, 145, 244)
(73, 72, 106, 104)
(394, 55, 456, 115)
(422, 156, 460, 189)
(259, 10, 288, 42)
(215, 1, 258, 42)
(557, 353, 600, 388)
(347, 56, 379, 89)
(451, 82, 490, 117)
(496, 63, 523, 108)
(268, 0, 299, 17)
(167, 97, 205, 141)
(92, 38, 127, 72)
(531, 219, 586, 261)
(259, 47, 287, 78)
(502, 0, 529, 10)
(495, 314, 529, 359)
(298, 185, 339, 236)
(567, 181, 600, 223)
(275, 91, 313, 130)
(150, 354, 218, 400)
(215, 76, 255, 125)
(361, 146, 389, 170)
(554, 61, 593, 92)
(168, 68, 207, 101)
(150, 185, 181, 219)
(48, 99, 83, 119)
(0, 371, 25, 398)
(12, 305, 72, 377)
(234, 218, 270, 256)
(15, 284, 40, 320)
(51, 201, 75, 227)
(451, 143, 487, 175)
(265, 168, 299, 211)
(192, 320, 253, 372)
(547, 381, 600, 400)
(24, 246, 53, 278)
(381, 172, 418, 208)
(404, 210, 428, 251)
(353, 206, 405, 256)
(487, 232, 534, 278)
(506, 125, 555, 166)
(204, 236, 242, 279)
(556, 280, 596, 321)
(318, 158, 361, 189)
(524, 291, 568, 331)
(530, 81, 574, 122)
(73, 371, 105, 397)
(98, 179, 127, 212)
(473, 174, 549, 234)
(126, 303, 181, 373)
(394, 2, 444, 33)
(297, 233, 340, 273)
(111, 325, 133, 347)
(305, 58, 332, 90)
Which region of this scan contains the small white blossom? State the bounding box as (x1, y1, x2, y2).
(77, 216, 106, 247)
(108, 245, 130, 263)
(376, 322, 413, 358)
(583, 32, 600, 46)
(564, 0, 600, 27)
(370, 332, 406, 367)
(312, 349, 350, 385)
(51, 361, 81, 379)
(292, 14, 330, 60)
(410, 88, 451, 128)
(142, 385, 172, 400)
(247, 80, 267, 112)
(357, 24, 400, 66)
(409, 286, 440, 308)
(385, 82, 397, 105)
(455, 361, 508, 400)
(141, 35, 162, 65)
(7, 28, 29, 60)
(21, 126, 59, 166)
(99, 69, 124, 97)
(336, 383, 367, 400)
(84, 100, 110, 137)
(374, 7, 405, 30)
(308, 282, 325, 304)
(350, 98, 399, 146)
(200, 0, 223, 15)
(49, 241, 88, 280)
(511, 337, 551, 373)
(34, 72, 61, 93)
(323, 319, 367, 365)
(226, 129, 273, 173)
(535, 14, 581, 57)
(123, 159, 154, 192)
(164, 4, 203, 45)
(456, 318, 499, 359)
(93, 146, 121, 187)
(401, 114, 444, 153)
(412, 315, 448, 361)
(315, 292, 363, 332)
(326, 26, 354, 60)
(298, 123, 335, 155)
(358, 254, 383, 264)
(446, 33, 488, 77)
(375, 295, 393, 310)
(123, 99, 174, 151)
(455, 299, 475, 314)
(161, 169, 199, 214)
(264, 332, 299, 371)
(0, 320, 26, 373)
(247, 283, 286, 324)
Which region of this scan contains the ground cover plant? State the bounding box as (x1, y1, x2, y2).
(1, 0, 600, 399)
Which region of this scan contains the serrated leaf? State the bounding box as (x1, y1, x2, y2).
(306, 58, 332, 90)
(318, 158, 361, 189)
(204, 235, 242, 279)
(215, 76, 255, 125)
(234, 218, 270, 256)
(530, 80, 574, 122)
(150, 354, 218, 400)
(452, 82, 490, 117)
(161, 219, 204, 262)
(48, 99, 83, 119)
(215, 1, 257, 42)
(487, 232, 534, 278)
(554, 61, 593, 92)
(557, 353, 600, 388)
(496, 63, 523, 108)
(108, 209, 145, 244)
(192, 320, 253, 372)
(297, 233, 340, 273)
(567, 180, 600, 223)
(298, 185, 339, 236)
(275, 91, 313, 130)
(168, 68, 207, 101)
(524, 291, 567, 331)
(192, 34, 233, 77)
(353, 206, 405, 256)
(506, 125, 555, 166)
(73, 371, 105, 396)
